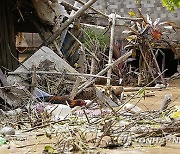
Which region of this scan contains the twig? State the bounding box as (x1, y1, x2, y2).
(16, 142, 54, 148)
(139, 45, 156, 83)
(83, 109, 90, 124)
(30, 65, 37, 94)
(147, 41, 166, 85)
(23, 119, 69, 132)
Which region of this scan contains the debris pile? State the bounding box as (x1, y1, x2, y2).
(0, 0, 180, 153)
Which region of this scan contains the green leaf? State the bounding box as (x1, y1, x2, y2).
(138, 88, 146, 95)
(162, 0, 180, 11)
(44, 146, 55, 154)
(0, 137, 6, 145)
(171, 111, 180, 119)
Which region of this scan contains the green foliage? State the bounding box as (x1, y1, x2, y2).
(162, 0, 180, 10)
(83, 29, 110, 49)
(43, 146, 56, 154)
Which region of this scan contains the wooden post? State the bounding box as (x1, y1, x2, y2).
(107, 13, 116, 86)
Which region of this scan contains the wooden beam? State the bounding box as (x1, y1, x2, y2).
(40, 0, 97, 47)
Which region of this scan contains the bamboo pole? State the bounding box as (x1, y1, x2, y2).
(8, 71, 110, 79)
(40, 0, 97, 47)
(107, 13, 116, 86)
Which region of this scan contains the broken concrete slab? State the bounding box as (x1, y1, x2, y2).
(7, 46, 79, 86)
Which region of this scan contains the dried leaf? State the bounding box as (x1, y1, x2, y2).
(151, 30, 162, 40)
(146, 14, 152, 25)
(153, 18, 160, 27)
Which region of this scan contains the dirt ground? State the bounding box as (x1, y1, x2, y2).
(1, 79, 180, 153)
(130, 78, 180, 111)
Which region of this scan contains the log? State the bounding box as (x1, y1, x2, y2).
(75, 0, 107, 18)
(40, 0, 97, 46)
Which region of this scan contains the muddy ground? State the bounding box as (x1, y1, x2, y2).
(0, 78, 180, 154)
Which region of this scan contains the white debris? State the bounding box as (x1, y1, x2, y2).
(45, 104, 71, 121)
(122, 103, 141, 114)
(0, 127, 15, 136)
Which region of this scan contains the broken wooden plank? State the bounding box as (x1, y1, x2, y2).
(41, 0, 97, 46)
